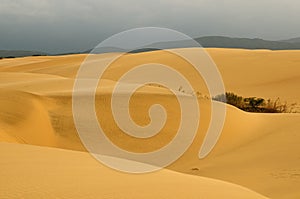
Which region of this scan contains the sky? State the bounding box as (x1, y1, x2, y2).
(0, 0, 299, 53)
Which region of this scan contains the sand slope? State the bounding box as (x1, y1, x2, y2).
(207, 48, 300, 106)
(0, 48, 299, 198)
(0, 142, 267, 199)
(171, 105, 300, 199)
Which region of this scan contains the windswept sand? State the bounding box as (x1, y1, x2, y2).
(0, 142, 267, 199)
(0, 48, 299, 198)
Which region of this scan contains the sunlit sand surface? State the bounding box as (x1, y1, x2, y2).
(0, 48, 299, 198)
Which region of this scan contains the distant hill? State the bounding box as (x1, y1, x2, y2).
(2, 36, 300, 58)
(54, 47, 128, 55)
(279, 37, 300, 43)
(50, 36, 300, 55)
(0, 50, 47, 58)
(194, 36, 300, 50)
(142, 36, 300, 51)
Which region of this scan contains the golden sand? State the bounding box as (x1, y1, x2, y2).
(0, 48, 299, 198)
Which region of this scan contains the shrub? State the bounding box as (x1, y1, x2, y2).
(213, 92, 297, 113)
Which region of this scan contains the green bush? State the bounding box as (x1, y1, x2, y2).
(213, 92, 297, 113)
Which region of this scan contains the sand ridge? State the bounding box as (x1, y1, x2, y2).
(0, 142, 268, 199)
(0, 48, 299, 198)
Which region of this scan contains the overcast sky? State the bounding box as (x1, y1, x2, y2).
(0, 0, 299, 53)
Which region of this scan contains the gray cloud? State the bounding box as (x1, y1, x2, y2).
(0, 0, 299, 53)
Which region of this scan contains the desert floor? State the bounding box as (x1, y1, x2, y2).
(0, 48, 299, 198)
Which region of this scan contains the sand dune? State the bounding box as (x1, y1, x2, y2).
(171, 105, 300, 199)
(0, 142, 267, 199)
(0, 48, 299, 198)
(208, 48, 300, 105)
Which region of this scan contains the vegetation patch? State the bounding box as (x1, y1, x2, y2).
(213, 92, 298, 113)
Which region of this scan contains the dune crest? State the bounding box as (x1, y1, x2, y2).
(0, 48, 299, 198)
(0, 142, 268, 199)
